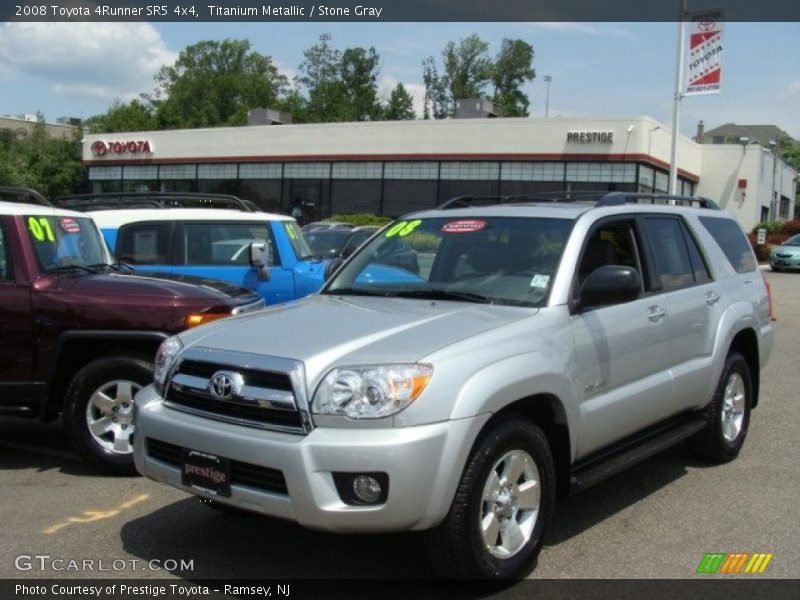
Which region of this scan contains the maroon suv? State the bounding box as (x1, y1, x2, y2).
(0, 188, 263, 474)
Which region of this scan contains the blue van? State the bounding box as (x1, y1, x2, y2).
(55, 193, 326, 305)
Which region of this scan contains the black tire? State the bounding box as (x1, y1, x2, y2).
(771, 266, 782, 272)
(687, 352, 752, 463)
(425, 416, 556, 580)
(63, 355, 153, 475)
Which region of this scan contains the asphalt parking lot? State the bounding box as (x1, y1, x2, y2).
(1, 269, 798, 583)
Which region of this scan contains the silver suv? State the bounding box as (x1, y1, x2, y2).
(133, 193, 774, 580)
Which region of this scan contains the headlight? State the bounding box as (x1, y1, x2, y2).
(312, 364, 433, 419)
(153, 336, 183, 395)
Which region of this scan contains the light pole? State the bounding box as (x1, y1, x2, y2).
(544, 75, 552, 117)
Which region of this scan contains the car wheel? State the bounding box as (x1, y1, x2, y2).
(63, 355, 153, 475)
(771, 266, 781, 272)
(687, 352, 752, 463)
(426, 416, 555, 580)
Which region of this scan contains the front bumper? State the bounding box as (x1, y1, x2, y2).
(769, 255, 800, 269)
(133, 385, 487, 532)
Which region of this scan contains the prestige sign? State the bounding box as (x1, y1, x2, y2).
(566, 131, 614, 144)
(90, 140, 153, 157)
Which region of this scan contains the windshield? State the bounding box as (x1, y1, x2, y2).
(306, 229, 351, 258)
(283, 221, 314, 260)
(324, 216, 573, 308)
(784, 233, 800, 246)
(25, 215, 110, 272)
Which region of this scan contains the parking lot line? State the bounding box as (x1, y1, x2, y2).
(43, 493, 150, 535)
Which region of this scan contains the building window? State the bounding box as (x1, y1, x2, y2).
(566, 163, 636, 183)
(440, 162, 500, 181)
(654, 171, 669, 193)
(122, 166, 158, 180)
(331, 162, 382, 179)
(159, 164, 196, 180)
(331, 180, 381, 214)
(383, 162, 439, 180)
(780, 196, 791, 219)
(88, 166, 122, 181)
(197, 164, 238, 179)
(239, 163, 282, 179)
(501, 162, 565, 181)
(639, 165, 655, 189)
(383, 180, 438, 217)
(284, 162, 330, 179)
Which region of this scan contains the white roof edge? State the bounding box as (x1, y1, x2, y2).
(1, 202, 86, 217)
(87, 208, 293, 228)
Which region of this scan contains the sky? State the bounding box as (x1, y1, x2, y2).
(0, 21, 798, 138)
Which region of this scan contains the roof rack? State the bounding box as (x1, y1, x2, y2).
(52, 192, 256, 213)
(0, 186, 52, 207)
(438, 191, 719, 211)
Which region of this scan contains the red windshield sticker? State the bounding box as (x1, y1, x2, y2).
(59, 218, 81, 234)
(441, 220, 487, 234)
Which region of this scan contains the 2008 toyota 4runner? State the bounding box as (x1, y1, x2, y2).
(133, 193, 774, 579)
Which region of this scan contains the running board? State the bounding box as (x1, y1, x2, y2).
(569, 418, 706, 493)
(0, 406, 36, 417)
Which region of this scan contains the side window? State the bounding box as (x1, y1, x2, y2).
(117, 223, 172, 265)
(182, 223, 276, 266)
(643, 218, 695, 291)
(0, 223, 11, 281)
(578, 220, 643, 288)
(683, 225, 711, 283)
(698, 216, 757, 274)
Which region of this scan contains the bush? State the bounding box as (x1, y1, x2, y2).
(325, 213, 392, 227)
(751, 221, 785, 235)
(781, 219, 800, 236)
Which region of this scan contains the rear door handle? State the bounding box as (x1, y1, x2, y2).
(744, 280, 753, 286)
(705, 291, 720, 306)
(647, 306, 667, 322)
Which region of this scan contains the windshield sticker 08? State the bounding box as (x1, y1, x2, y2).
(441, 220, 487, 234)
(59, 218, 81, 234)
(27, 216, 55, 242)
(385, 219, 422, 238)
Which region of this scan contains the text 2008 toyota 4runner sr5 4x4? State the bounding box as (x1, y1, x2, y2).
(0, 188, 263, 474)
(133, 193, 774, 579)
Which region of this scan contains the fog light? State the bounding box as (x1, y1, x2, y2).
(352, 475, 382, 503)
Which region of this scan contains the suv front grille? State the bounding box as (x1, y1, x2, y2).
(146, 438, 288, 495)
(164, 355, 305, 434)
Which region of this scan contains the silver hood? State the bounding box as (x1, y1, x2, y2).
(178, 294, 534, 383)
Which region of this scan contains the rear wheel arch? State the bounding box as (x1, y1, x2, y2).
(728, 328, 759, 408)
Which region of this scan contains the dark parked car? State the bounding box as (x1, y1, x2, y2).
(0, 188, 263, 474)
(306, 226, 379, 260)
(299, 221, 354, 234)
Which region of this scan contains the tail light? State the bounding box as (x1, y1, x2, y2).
(762, 272, 776, 321)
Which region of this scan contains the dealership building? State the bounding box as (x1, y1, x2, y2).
(82, 115, 796, 230)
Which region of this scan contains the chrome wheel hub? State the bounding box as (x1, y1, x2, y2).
(720, 372, 745, 442)
(480, 449, 540, 559)
(85, 380, 141, 454)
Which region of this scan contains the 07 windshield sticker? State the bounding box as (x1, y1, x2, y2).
(441, 220, 487, 234)
(27, 216, 55, 242)
(385, 219, 422, 238)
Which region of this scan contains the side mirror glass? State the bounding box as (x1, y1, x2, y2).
(324, 258, 344, 281)
(249, 242, 271, 281)
(578, 265, 641, 310)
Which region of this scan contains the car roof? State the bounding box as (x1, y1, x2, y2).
(88, 208, 294, 229)
(0, 202, 87, 218)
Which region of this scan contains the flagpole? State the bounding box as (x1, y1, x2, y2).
(669, 0, 688, 195)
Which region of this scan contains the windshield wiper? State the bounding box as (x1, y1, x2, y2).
(326, 287, 391, 297)
(87, 262, 134, 272)
(391, 289, 493, 304)
(48, 265, 98, 275)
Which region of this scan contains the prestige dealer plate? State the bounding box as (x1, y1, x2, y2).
(182, 448, 231, 497)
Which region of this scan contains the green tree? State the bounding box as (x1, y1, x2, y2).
(150, 39, 287, 129)
(491, 39, 536, 117)
(85, 99, 156, 133)
(422, 57, 449, 119)
(442, 34, 492, 102)
(0, 120, 85, 198)
(383, 83, 416, 120)
(297, 35, 383, 122)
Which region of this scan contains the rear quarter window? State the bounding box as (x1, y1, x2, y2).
(698, 216, 757, 274)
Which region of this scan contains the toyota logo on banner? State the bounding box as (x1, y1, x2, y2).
(89, 139, 153, 157)
(90, 141, 108, 157)
(208, 371, 244, 401)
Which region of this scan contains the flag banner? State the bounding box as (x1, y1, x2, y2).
(685, 8, 725, 96)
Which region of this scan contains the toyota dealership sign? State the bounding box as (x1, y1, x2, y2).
(90, 140, 153, 157)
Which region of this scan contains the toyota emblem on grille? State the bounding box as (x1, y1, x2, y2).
(208, 371, 243, 400)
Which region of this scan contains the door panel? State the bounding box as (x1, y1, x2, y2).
(572, 295, 672, 457)
(0, 221, 34, 390)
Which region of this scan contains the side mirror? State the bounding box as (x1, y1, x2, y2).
(249, 242, 271, 281)
(578, 265, 641, 311)
(324, 258, 344, 281)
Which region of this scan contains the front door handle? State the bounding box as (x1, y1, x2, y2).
(647, 306, 667, 322)
(706, 291, 721, 306)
